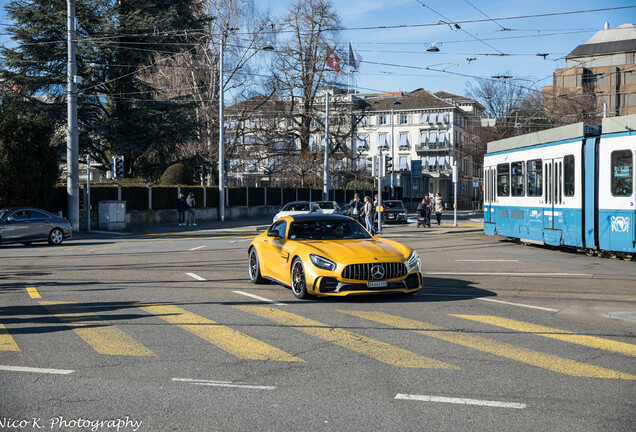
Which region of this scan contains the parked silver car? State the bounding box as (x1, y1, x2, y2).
(0, 208, 72, 246)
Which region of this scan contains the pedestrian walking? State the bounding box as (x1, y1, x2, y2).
(348, 193, 364, 223)
(363, 196, 373, 233)
(417, 194, 432, 228)
(433, 192, 444, 227)
(186, 192, 197, 226)
(176, 193, 187, 226)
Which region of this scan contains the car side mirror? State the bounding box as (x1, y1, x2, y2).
(267, 230, 280, 238)
(6, 216, 16, 223)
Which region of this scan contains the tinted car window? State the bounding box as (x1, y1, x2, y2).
(267, 220, 287, 238)
(282, 202, 310, 211)
(28, 210, 49, 220)
(384, 201, 405, 209)
(0, 210, 12, 220)
(289, 219, 371, 240)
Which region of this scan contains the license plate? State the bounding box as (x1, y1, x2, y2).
(367, 281, 388, 288)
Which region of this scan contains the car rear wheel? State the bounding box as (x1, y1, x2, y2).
(248, 248, 266, 284)
(290, 258, 312, 299)
(48, 228, 64, 245)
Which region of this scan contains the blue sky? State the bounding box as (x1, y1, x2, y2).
(2, 0, 635, 97)
(262, 0, 636, 96)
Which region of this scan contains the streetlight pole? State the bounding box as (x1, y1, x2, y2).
(390, 108, 394, 198)
(67, 0, 79, 230)
(218, 40, 225, 221)
(323, 92, 330, 201)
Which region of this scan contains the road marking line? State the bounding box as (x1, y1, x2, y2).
(477, 298, 558, 312)
(232, 291, 286, 306)
(0, 324, 20, 351)
(455, 260, 519, 262)
(26, 286, 41, 299)
(38, 245, 79, 252)
(39, 301, 155, 357)
(236, 306, 457, 369)
(395, 393, 526, 409)
(186, 272, 206, 281)
(0, 365, 74, 375)
(425, 272, 593, 277)
(452, 315, 636, 357)
(342, 311, 636, 380)
(172, 378, 275, 390)
(86, 245, 120, 252)
(188, 246, 206, 251)
(90, 230, 130, 236)
(137, 303, 302, 362)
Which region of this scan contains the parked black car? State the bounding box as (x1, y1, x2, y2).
(0, 208, 73, 246)
(382, 200, 409, 224)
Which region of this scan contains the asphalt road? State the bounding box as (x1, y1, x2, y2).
(1, 218, 635, 431)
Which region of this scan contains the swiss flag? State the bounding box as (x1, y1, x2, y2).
(326, 45, 340, 74)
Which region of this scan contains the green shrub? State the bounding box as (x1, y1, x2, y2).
(160, 163, 194, 185)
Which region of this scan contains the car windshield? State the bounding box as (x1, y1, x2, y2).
(384, 201, 405, 209)
(316, 201, 336, 209)
(0, 209, 12, 220)
(288, 219, 372, 240)
(282, 202, 310, 211)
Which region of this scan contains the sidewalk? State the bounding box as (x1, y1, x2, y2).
(75, 210, 484, 240)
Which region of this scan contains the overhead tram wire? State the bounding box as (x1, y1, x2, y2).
(462, 0, 510, 32)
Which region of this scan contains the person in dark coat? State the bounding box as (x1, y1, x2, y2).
(176, 193, 187, 226)
(348, 193, 364, 223)
(186, 192, 197, 226)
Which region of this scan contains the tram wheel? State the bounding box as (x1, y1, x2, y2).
(585, 249, 597, 257)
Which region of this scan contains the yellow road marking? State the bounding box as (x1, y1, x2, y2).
(0, 324, 20, 351)
(236, 306, 457, 369)
(342, 311, 636, 380)
(137, 303, 302, 362)
(38, 245, 79, 252)
(452, 315, 636, 357)
(86, 245, 120, 252)
(39, 301, 155, 356)
(26, 286, 41, 299)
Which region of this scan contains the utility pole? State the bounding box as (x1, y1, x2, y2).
(323, 92, 330, 201)
(390, 108, 394, 198)
(219, 39, 225, 221)
(67, 0, 79, 230)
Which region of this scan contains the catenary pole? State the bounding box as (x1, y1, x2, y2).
(323, 92, 330, 201)
(67, 0, 79, 230)
(219, 40, 225, 221)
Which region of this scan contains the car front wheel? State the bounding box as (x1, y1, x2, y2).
(48, 228, 64, 245)
(290, 258, 312, 299)
(248, 248, 266, 284)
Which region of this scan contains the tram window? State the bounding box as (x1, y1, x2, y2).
(527, 159, 542, 197)
(564, 155, 575, 197)
(511, 162, 524, 196)
(611, 150, 633, 196)
(497, 163, 510, 196)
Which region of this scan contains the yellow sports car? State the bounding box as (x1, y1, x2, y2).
(248, 214, 422, 299)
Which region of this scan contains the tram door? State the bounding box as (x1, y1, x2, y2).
(543, 158, 564, 245)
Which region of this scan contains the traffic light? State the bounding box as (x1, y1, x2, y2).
(112, 156, 124, 179)
(384, 155, 393, 173)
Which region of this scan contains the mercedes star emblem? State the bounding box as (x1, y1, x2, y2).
(371, 264, 385, 280)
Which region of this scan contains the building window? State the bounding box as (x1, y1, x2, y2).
(611, 150, 633, 196)
(359, 115, 367, 126)
(526, 159, 543, 197)
(420, 131, 427, 145)
(399, 133, 410, 149)
(356, 134, 368, 150)
(379, 115, 387, 125)
(378, 134, 388, 149)
(421, 113, 428, 123)
(399, 157, 408, 171)
(400, 114, 408, 124)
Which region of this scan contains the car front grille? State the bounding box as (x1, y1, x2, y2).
(341, 262, 407, 281)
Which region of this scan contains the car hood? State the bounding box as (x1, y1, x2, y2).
(298, 238, 410, 262)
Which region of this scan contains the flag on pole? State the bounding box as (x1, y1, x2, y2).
(326, 45, 340, 74)
(348, 42, 362, 70)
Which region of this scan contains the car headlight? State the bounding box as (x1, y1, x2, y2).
(310, 254, 337, 271)
(406, 250, 419, 269)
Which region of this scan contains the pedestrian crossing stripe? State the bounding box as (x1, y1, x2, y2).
(39, 301, 155, 357)
(450, 315, 636, 357)
(341, 310, 636, 380)
(0, 324, 20, 351)
(135, 303, 303, 362)
(235, 306, 458, 369)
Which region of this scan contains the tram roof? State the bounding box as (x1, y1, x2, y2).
(602, 113, 636, 135)
(486, 123, 599, 154)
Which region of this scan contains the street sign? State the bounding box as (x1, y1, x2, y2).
(472, 177, 479, 187)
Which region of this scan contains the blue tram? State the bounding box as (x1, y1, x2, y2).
(483, 114, 635, 259)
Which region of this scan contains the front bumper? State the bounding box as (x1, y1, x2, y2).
(383, 212, 408, 223)
(311, 272, 422, 296)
